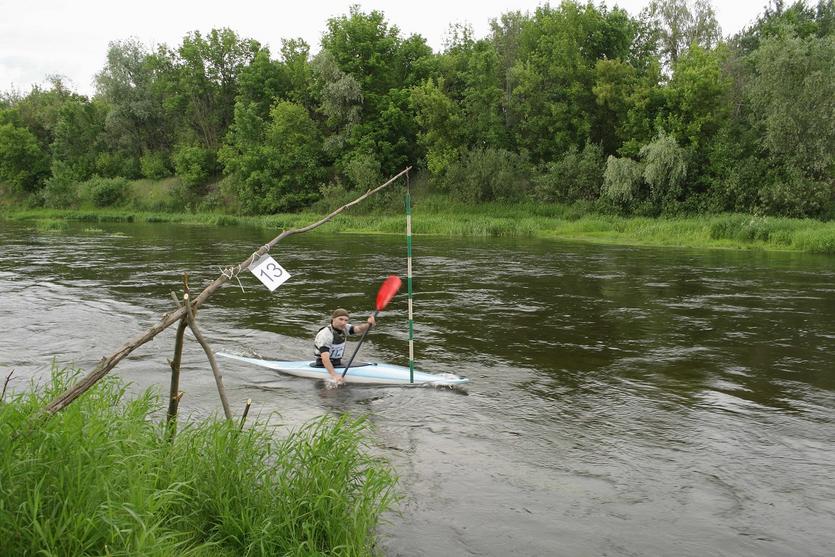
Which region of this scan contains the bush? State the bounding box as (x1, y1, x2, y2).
(83, 176, 130, 207)
(173, 145, 217, 191)
(443, 148, 531, 203)
(95, 152, 140, 179)
(534, 143, 605, 203)
(341, 150, 382, 190)
(41, 174, 79, 209)
(139, 151, 171, 179)
(756, 170, 833, 219)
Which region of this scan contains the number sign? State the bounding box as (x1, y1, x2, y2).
(249, 255, 291, 292)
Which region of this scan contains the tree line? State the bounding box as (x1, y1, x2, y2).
(1, 0, 833, 219)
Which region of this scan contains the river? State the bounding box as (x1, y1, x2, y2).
(1, 220, 833, 556)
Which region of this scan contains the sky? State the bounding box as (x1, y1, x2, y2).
(0, 0, 773, 97)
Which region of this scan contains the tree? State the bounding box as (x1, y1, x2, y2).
(507, 1, 637, 162)
(220, 101, 324, 213)
(319, 7, 432, 176)
(747, 29, 835, 177)
(0, 123, 49, 192)
(310, 50, 363, 158)
(95, 39, 171, 166)
(410, 78, 464, 176)
(51, 97, 108, 181)
(173, 29, 260, 149)
(640, 132, 688, 211)
(602, 155, 644, 210)
(642, 0, 722, 70)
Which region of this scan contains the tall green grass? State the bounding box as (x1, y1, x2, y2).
(4, 199, 835, 254)
(0, 368, 397, 556)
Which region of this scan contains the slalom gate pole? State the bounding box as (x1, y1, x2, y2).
(405, 172, 415, 383)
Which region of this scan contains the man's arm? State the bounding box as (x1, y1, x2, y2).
(320, 351, 343, 384)
(351, 315, 376, 335)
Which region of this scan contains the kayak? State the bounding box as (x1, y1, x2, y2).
(216, 352, 469, 386)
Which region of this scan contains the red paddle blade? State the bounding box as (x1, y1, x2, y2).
(376, 275, 402, 311)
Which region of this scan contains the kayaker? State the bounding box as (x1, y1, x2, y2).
(314, 308, 375, 384)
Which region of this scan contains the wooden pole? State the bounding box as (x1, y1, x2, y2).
(239, 399, 252, 430)
(31, 167, 411, 421)
(184, 293, 232, 421)
(166, 276, 189, 435)
(1, 370, 13, 402)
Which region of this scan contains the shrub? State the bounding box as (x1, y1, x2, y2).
(139, 151, 171, 179)
(444, 148, 531, 203)
(341, 150, 382, 191)
(173, 145, 217, 191)
(95, 152, 140, 179)
(534, 143, 605, 203)
(41, 175, 78, 209)
(756, 170, 833, 219)
(83, 176, 130, 207)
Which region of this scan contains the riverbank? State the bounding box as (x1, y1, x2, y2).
(0, 368, 396, 556)
(3, 202, 834, 254)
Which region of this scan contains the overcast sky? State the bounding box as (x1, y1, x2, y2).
(0, 0, 772, 96)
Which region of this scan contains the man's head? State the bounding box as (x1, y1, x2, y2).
(330, 308, 350, 330)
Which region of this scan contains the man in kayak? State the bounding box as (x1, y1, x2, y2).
(314, 308, 375, 384)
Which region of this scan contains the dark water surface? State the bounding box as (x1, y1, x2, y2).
(1, 220, 834, 556)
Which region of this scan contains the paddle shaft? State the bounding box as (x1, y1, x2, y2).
(341, 310, 378, 378)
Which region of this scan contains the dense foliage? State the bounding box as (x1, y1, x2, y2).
(1, 0, 832, 218)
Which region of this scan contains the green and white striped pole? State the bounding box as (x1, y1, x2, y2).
(405, 177, 415, 383)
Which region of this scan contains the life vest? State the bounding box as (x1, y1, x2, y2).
(314, 324, 354, 365)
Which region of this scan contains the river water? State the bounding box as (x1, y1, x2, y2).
(1, 220, 834, 556)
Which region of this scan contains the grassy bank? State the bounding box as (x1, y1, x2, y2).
(4, 200, 835, 254)
(0, 368, 396, 556)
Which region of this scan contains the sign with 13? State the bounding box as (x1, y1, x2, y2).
(248, 255, 291, 292)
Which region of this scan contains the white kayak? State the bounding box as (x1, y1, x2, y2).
(216, 352, 469, 386)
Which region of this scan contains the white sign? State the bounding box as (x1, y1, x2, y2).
(249, 255, 291, 292)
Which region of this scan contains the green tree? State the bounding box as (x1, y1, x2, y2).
(50, 97, 108, 181)
(220, 101, 324, 213)
(319, 7, 432, 176)
(95, 39, 171, 169)
(602, 155, 644, 210)
(173, 29, 260, 149)
(640, 132, 688, 211)
(507, 1, 636, 163)
(410, 78, 464, 177)
(0, 123, 50, 192)
(641, 0, 722, 69)
(748, 29, 835, 177)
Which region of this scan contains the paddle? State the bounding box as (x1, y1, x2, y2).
(341, 275, 402, 379)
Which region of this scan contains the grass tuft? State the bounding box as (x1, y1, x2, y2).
(0, 366, 397, 556)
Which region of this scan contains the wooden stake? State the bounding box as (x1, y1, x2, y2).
(239, 398, 252, 430)
(1, 370, 13, 402)
(184, 293, 232, 421)
(166, 275, 190, 435)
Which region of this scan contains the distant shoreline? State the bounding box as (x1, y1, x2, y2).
(4, 205, 834, 255)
